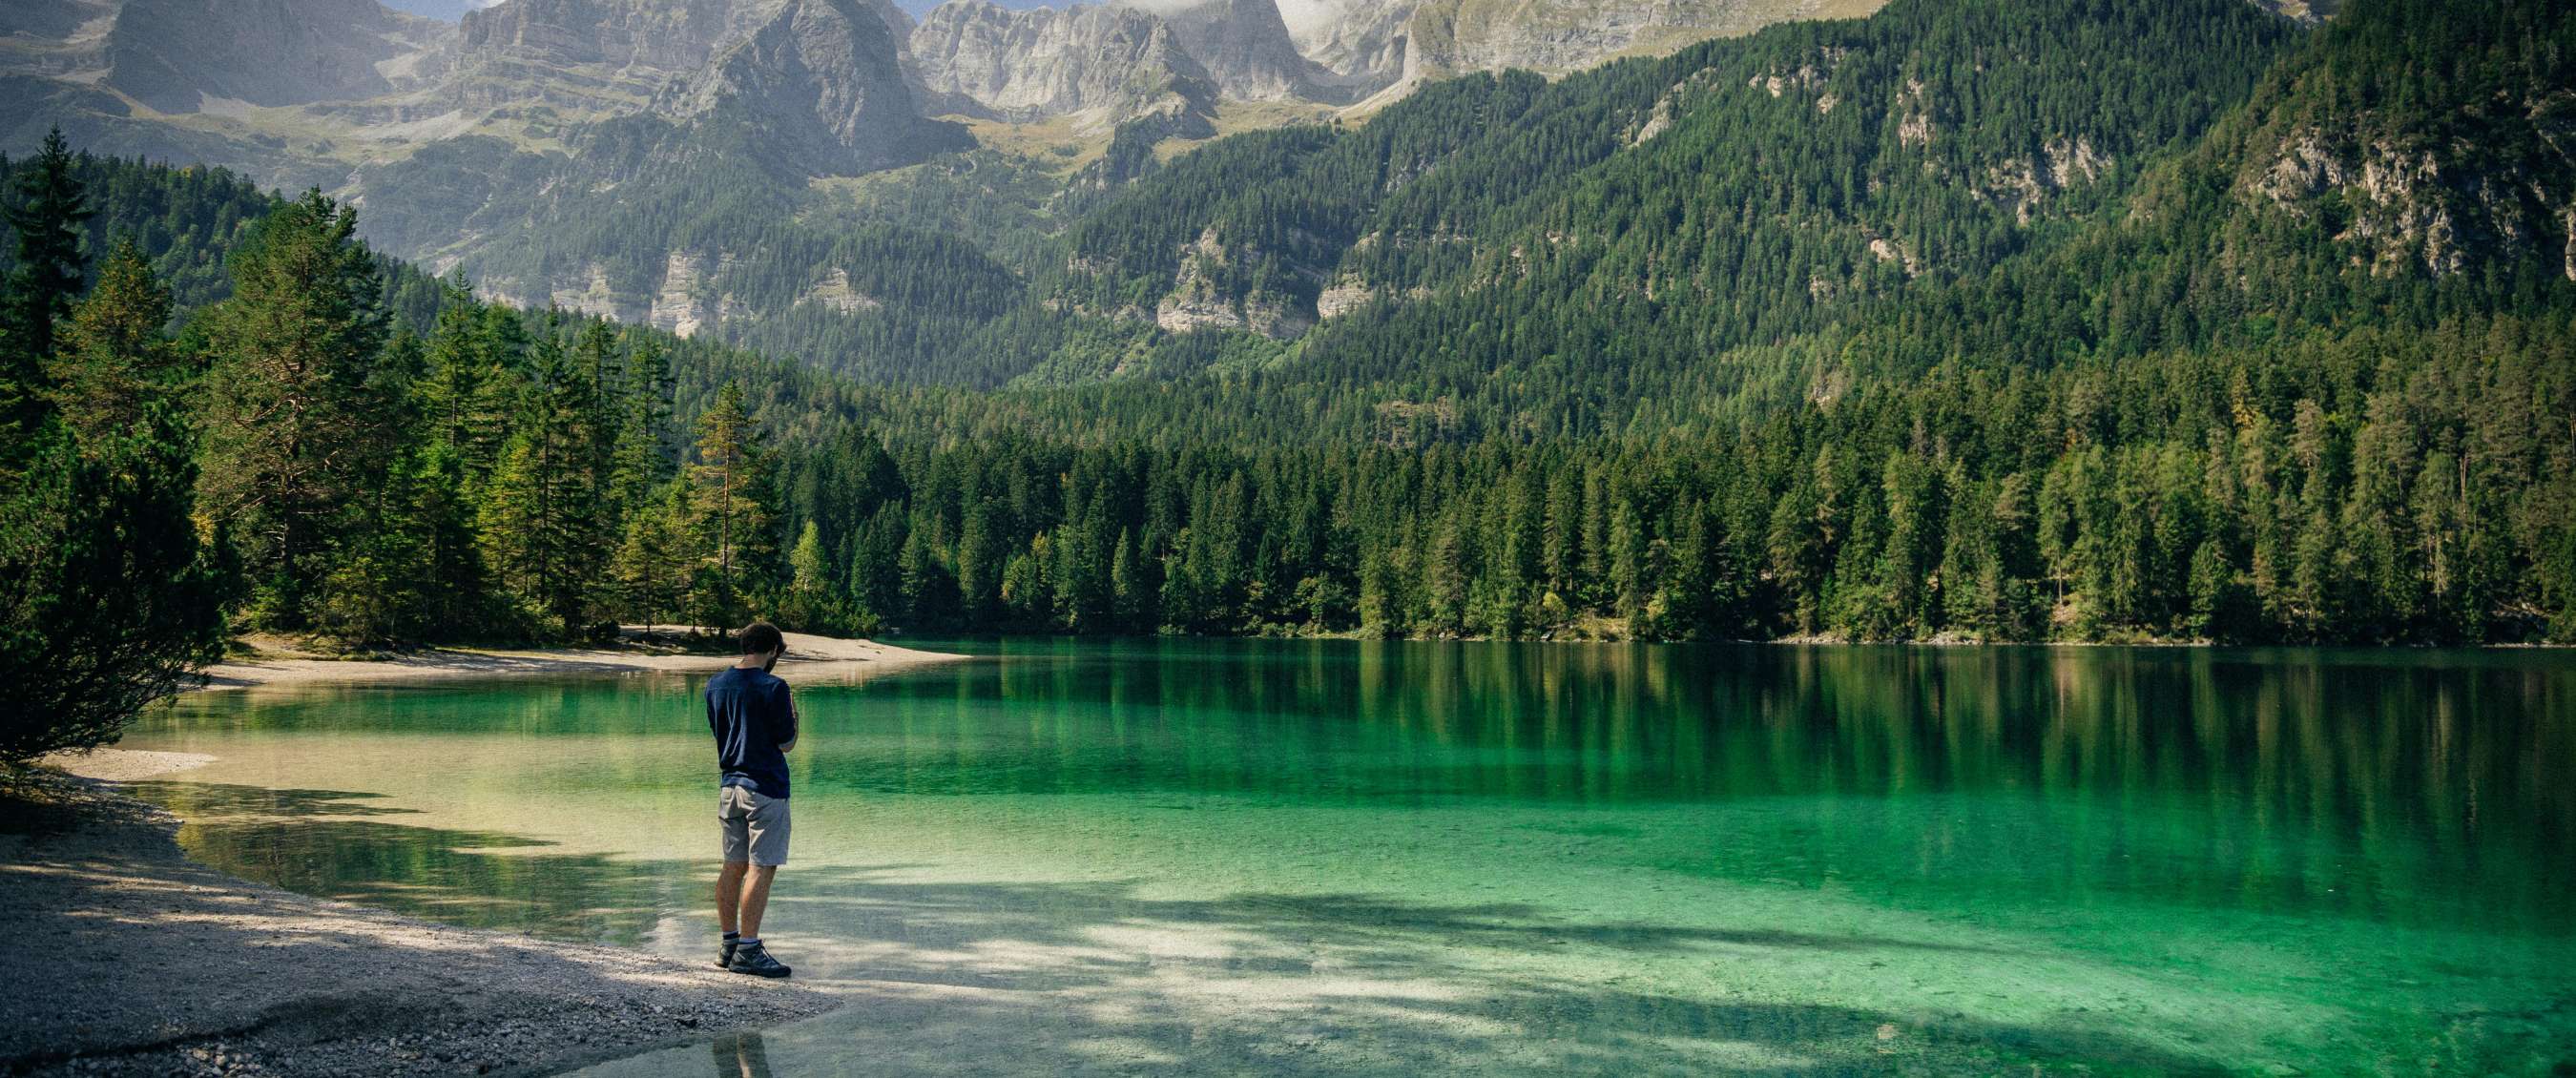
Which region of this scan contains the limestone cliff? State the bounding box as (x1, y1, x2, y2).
(1122, 0, 1321, 102)
(909, 0, 1216, 130)
(656, 0, 967, 176)
(1294, 0, 1890, 107)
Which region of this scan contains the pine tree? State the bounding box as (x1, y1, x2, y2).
(479, 324, 608, 639)
(419, 277, 506, 465)
(687, 383, 777, 629)
(196, 190, 392, 630)
(608, 336, 675, 519)
(570, 320, 626, 532)
(846, 503, 905, 627)
(47, 238, 177, 447)
(2188, 538, 2248, 643)
(612, 480, 692, 631)
(1, 127, 90, 463)
(784, 519, 837, 631)
(403, 439, 494, 634)
(899, 512, 953, 627)
(0, 399, 229, 762)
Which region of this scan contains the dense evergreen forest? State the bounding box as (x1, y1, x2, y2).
(4, 0, 2574, 761)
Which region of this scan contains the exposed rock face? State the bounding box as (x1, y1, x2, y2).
(652, 251, 716, 339)
(657, 0, 967, 176)
(900, 0, 1328, 125)
(1982, 135, 2109, 225)
(439, 0, 782, 114)
(1281, 0, 1412, 99)
(2247, 102, 2576, 280)
(1291, 0, 1891, 107)
(2248, 0, 2338, 24)
(1314, 278, 1372, 319)
(101, 0, 447, 114)
(1126, 0, 1320, 102)
(551, 261, 631, 321)
(801, 267, 883, 313)
(1411, 0, 1883, 82)
(2564, 206, 2576, 282)
(459, 0, 746, 73)
(909, 0, 1215, 128)
(1154, 224, 1315, 337)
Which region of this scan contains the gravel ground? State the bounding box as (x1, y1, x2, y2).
(0, 758, 839, 1077)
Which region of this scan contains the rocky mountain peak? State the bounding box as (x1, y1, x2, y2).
(1279, 0, 1416, 101)
(909, 0, 1216, 128)
(657, 0, 967, 175)
(1120, 0, 1321, 102)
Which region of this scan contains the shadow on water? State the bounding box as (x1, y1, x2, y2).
(707, 1032, 772, 1078)
(126, 781, 678, 943)
(120, 780, 424, 818)
(120, 779, 2245, 1075)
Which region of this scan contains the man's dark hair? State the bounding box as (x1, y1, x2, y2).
(738, 621, 784, 655)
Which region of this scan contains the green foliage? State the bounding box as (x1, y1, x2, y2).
(2, 130, 91, 361)
(685, 383, 779, 630)
(758, 313, 2576, 645)
(1, 128, 90, 462)
(47, 237, 178, 442)
(0, 408, 231, 763)
(195, 190, 397, 631)
(0, 155, 225, 764)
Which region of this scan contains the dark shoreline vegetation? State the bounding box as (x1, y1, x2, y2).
(5, 0, 2575, 763)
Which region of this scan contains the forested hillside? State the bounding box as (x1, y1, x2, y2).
(5, 0, 2574, 688)
(0, 144, 894, 666)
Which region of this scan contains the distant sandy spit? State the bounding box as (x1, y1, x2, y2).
(195, 629, 966, 692)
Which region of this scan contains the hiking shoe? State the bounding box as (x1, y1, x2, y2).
(727, 942, 791, 979)
(718, 938, 738, 969)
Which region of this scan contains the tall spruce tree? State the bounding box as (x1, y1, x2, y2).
(1, 128, 90, 466)
(47, 238, 177, 447)
(479, 321, 612, 638)
(608, 335, 674, 521)
(687, 383, 777, 629)
(196, 190, 392, 630)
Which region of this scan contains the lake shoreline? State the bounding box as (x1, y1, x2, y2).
(198, 629, 968, 692)
(1, 748, 841, 1077)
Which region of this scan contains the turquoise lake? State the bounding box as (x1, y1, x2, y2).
(118, 640, 2576, 1075)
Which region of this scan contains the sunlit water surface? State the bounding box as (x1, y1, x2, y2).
(121, 640, 2576, 1075)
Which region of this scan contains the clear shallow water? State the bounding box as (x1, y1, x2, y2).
(121, 641, 2576, 1075)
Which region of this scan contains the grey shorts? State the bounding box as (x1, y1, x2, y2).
(717, 785, 791, 867)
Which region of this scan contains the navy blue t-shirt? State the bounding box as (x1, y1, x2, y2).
(707, 667, 797, 798)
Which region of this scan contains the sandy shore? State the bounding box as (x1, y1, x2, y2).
(0, 751, 839, 1077)
(197, 629, 965, 692)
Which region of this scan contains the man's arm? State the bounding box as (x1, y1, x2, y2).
(777, 689, 799, 753)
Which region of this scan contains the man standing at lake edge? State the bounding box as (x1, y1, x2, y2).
(711, 621, 797, 979)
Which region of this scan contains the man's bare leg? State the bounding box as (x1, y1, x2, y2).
(717, 860, 748, 934)
(737, 864, 778, 940)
